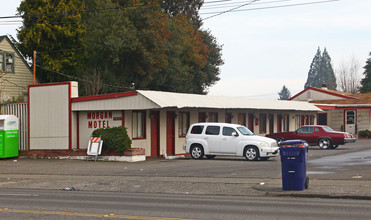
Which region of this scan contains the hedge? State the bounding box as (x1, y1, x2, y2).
(92, 126, 132, 155)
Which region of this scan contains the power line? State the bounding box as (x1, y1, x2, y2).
(201, 0, 340, 17)
(202, 0, 259, 20)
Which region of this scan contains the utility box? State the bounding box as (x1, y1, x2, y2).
(0, 115, 19, 158)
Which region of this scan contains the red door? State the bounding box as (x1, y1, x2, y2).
(150, 111, 160, 157)
(248, 113, 254, 133)
(277, 115, 282, 133)
(269, 114, 274, 134)
(166, 111, 175, 155)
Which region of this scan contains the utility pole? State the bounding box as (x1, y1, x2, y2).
(33, 51, 36, 84)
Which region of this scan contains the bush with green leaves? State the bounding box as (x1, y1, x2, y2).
(358, 130, 371, 138)
(92, 126, 131, 155)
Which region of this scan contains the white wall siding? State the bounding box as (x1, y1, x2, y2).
(329, 110, 344, 131)
(357, 109, 371, 131)
(29, 84, 70, 149)
(72, 94, 159, 111)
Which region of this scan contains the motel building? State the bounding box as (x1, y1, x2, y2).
(28, 82, 321, 158)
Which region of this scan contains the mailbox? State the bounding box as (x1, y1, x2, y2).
(0, 115, 19, 158)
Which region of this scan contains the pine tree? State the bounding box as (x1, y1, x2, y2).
(321, 48, 337, 90)
(304, 47, 337, 90)
(304, 47, 322, 88)
(278, 85, 291, 100)
(360, 52, 371, 93)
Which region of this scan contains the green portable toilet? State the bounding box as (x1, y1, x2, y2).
(0, 115, 19, 158)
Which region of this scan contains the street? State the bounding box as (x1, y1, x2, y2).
(1, 189, 371, 220)
(0, 140, 370, 219)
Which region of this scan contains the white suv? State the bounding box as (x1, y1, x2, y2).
(183, 123, 279, 161)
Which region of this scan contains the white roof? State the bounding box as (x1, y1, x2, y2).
(138, 90, 321, 112)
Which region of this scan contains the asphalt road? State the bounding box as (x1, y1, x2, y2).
(1, 189, 371, 220)
(0, 140, 370, 219)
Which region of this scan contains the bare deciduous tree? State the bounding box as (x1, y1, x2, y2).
(336, 57, 362, 94)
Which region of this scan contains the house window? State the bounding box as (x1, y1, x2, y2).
(179, 112, 190, 137)
(259, 113, 267, 134)
(0, 51, 15, 73)
(208, 112, 218, 122)
(133, 111, 146, 139)
(317, 113, 327, 125)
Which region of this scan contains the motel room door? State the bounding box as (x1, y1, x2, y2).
(166, 111, 176, 155)
(150, 111, 160, 157)
(345, 110, 356, 134)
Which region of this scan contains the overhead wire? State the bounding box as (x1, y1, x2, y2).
(200, 0, 340, 16)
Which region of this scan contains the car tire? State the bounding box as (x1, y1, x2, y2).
(318, 138, 332, 149)
(190, 145, 204, 159)
(275, 138, 283, 144)
(330, 144, 339, 149)
(244, 146, 259, 161)
(205, 155, 216, 159)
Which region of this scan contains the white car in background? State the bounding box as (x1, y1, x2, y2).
(183, 123, 279, 161)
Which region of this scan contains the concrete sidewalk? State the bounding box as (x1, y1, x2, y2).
(0, 158, 370, 200)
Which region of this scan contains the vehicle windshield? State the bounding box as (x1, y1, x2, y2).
(323, 126, 334, 132)
(237, 126, 254, 135)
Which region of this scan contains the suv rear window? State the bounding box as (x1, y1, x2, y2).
(190, 125, 204, 134)
(205, 126, 220, 135)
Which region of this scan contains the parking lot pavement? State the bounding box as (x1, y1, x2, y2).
(0, 140, 370, 199)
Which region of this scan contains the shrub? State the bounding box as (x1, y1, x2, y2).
(92, 126, 131, 155)
(358, 130, 371, 138)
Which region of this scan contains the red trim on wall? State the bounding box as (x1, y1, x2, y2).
(122, 110, 125, 127)
(290, 87, 356, 100)
(315, 105, 336, 110)
(28, 82, 72, 88)
(68, 82, 72, 150)
(76, 111, 80, 149)
(71, 91, 138, 102)
(27, 86, 30, 150)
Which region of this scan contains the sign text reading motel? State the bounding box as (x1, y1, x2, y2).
(87, 111, 113, 129)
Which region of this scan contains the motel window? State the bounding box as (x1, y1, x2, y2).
(208, 112, 218, 122)
(179, 112, 190, 137)
(0, 51, 15, 73)
(259, 113, 267, 134)
(133, 111, 146, 139)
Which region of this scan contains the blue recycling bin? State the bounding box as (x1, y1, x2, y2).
(279, 140, 309, 191)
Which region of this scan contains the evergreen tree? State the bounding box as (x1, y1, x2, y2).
(304, 47, 322, 89)
(278, 85, 291, 100)
(360, 52, 371, 93)
(304, 47, 337, 90)
(321, 48, 337, 90)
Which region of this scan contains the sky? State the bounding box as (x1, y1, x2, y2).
(1, 0, 371, 99)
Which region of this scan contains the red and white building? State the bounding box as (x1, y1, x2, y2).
(290, 85, 371, 135)
(28, 82, 321, 157)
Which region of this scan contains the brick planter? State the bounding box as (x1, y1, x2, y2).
(19, 148, 145, 160)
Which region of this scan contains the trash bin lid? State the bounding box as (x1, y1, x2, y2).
(280, 139, 308, 147)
